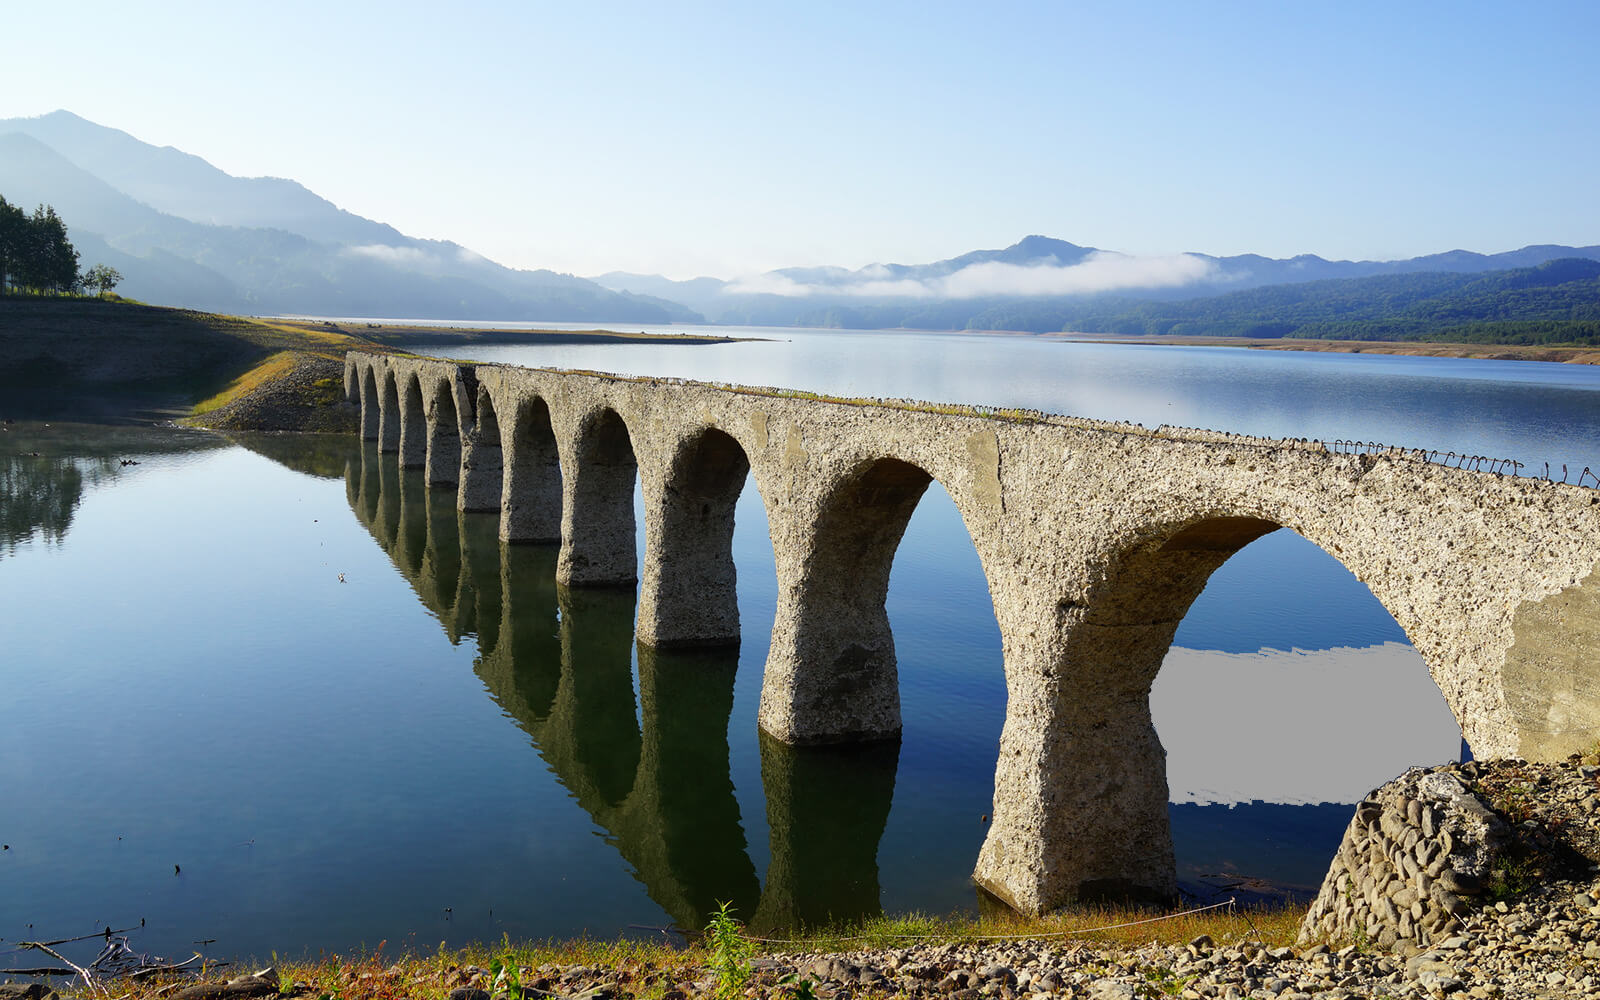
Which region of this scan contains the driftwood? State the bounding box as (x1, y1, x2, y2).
(14, 943, 96, 994)
(3, 924, 229, 994)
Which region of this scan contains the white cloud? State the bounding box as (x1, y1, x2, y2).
(721, 251, 1218, 299)
(344, 243, 433, 266)
(721, 272, 821, 297)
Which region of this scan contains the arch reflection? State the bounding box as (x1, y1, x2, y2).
(345, 454, 897, 932)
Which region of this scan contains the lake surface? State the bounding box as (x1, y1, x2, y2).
(4, 328, 1598, 967)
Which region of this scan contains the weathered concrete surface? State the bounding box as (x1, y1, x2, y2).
(345, 352, 1600, 915)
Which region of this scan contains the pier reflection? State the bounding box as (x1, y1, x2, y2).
(345, 449, 894, 932)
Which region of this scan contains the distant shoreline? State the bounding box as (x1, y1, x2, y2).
(271, 318, 761, 347)
(276, 317, 1600, 364)
(1047, 331, 1600, 365)
(861, 325, 1600, 365)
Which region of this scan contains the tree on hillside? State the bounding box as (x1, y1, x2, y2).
(82, 263, 123, 297)
(0, 197, 81, 295)
(27, 205, 79, 294)
(0, 195, 25, 293)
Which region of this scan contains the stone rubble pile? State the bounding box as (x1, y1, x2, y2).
(1298, 766, 1507, 950)
(1299, 757, 1600, 954)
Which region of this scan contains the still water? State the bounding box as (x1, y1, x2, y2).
(3, 330, 1598, 966)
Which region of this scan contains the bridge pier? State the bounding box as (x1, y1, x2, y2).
(398, 375, 427, 469)
(557, 409, 638, 587)
(458, 429, 503, 512)
(974, 615, 1179, 913)
(425, 383, 462, 489)
(502, 397, 563, 543)
(358, 370, 380, 441)
(637, 428, 749, 648)
(458, 384, 503, 514)
(757, 458, 932, 744)
(974, 517, 1280, 912)
(377, 373, 401, 454)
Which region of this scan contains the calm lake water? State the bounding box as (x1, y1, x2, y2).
(4, 328, 1599, 967)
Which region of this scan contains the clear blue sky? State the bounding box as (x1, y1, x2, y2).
(4, 1, 1596, 279)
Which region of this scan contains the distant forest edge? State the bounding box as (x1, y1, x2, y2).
(989, 257, 1600, 345)
(738, 258, 1600, 346)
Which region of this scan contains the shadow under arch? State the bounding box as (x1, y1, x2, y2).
(558, 407, 638, 587)
(639, 425, 757, 649)
(503, 396, 562, 543)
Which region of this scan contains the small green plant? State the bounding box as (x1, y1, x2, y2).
(1487, 848, 1540, 901)
(489, 954, 524, 998)
(776, 972, 819, 1000)
(1141, 965, 1197, 997)
(705, 901, 754, 1000)
(1476, 780, 1535, 824)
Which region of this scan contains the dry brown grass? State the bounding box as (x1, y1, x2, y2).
(18, 902, 1309, 1000)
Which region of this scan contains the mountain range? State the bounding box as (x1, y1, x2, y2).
(0, 111, 699, 322)
(2, 110, 1597, 334)
(591, 235, 1600, 331)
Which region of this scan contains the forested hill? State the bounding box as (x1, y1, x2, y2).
(964, 258, 1600, 345)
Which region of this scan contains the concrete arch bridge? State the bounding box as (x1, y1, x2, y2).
(344, 351, 1600, 914)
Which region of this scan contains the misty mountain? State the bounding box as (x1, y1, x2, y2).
(0, 111, 702, 323)
(591, 235, 1600, 331)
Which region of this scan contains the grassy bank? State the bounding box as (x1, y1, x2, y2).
(0, 297, 373, 426)
(14, 904, 1306, 1000)
(0, 299, 745, 431)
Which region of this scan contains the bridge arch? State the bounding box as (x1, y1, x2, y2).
(638, 425, 759, 649)
(557, 406, 640, 587)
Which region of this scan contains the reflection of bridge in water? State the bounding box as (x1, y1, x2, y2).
(346, 448, 897, 932)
